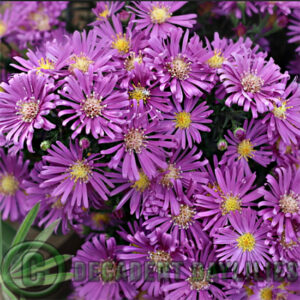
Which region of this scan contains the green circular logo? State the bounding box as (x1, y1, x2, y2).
(1, 241, 66, 298)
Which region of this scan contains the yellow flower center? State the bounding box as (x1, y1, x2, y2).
(260, 287, 273, 300)
(172, 205, 196, 229)
(36, 58, 55, 74)
(98, 5, 110, 18)
(112, 33, 130, 54)
(160, 164, 181, 188)
(273, 101, 292, 119)
(124, 128, 146, 153)
(241, 73, 264, 93)
(124, 52, 143, 71)
(0, 174, 19, 195)
(92, 212, 110, 225)
(236, 233, 256, 252)
(131, 172, 150, 192)
(17, 99, 40, 123)
(128, 83, 150, 104)
(207, 50, 225, 68)
(150, 6, 171, 24)
(175, 112, 191, 129)
(221, 195, 241, 215)
(279, 193, 300, 214)
(149, 250, 172, 272)
(30, 12, 50, 31)
(167, 55, 191, 80)
(237, 139, 255, 161)
(98, 259, 118, 282)
(0, 21, 7, 37)
(69, 54, 94, 73)
(81, 94, 105, 118)
(69, 160, 91, 183)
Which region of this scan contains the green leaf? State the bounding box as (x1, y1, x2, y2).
(12, 254, 72, 278)
(1, 221, 17, 255)
(11, 219, 61, 273)
(11, 203, 40, 247)
(1, 283, 18, 300)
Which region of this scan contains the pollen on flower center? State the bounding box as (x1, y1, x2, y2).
(237, 139, 255, 160)
(124, 52, 143, 71)
(69, 54, 94, 73)
(160, 164, 181, 188)
(0, 21, 7, 37)
(187, 269, 210, 291)
(36, 58, 55, 73)
(98, 259, 118, 282)
(69, 160, 91, 183)
(30, 12, 50, 31)
(260, 287, 273, 300)
(98, 5, 109, 18)
(149, 250, 172, 272)
(175, 112, 191, 129)
(172, 205, 196, 229)
(17, 99, 40, 123)
(207, 50, 225, 68)
(221, 195, 241, 215)
(273, 101, 292, 119)
(124, 128, 146, 153)
(236, 233, 256, 252)
(279, 192, 300, 214)
(81, 93, 105, 118)
(129, 83, 150, 104)
(150, 6, 171, 24)
(112, 33, 130, 54)
(167, 55, 191, 80)
(241, 73, 264, 93)
(0, 174, 19, 195)
(131, 171, 150, 192)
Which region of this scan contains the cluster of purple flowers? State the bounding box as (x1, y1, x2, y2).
(2, 1, 300, 299)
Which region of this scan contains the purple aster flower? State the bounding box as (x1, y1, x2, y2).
(58, 67, 129, 139)
(214, 208, 272, 274)
(258, 165, 300, 244)
(194, 163, 260, 237)
(101, 116, 176, 181)
(91, 1, 124, 23)
(144, 29, 214, 103)
(118, 226, 186, 298)
(127, 63, 172, 119)
(108, 167, 153, 218)
(262, 79, 300, 145)
(24, 162, 85, 234)
(161, 97, 213, 149)
(128, 1, 197, 38)
(220, 119, 273, 175)
(0, 149, 30, 221)
(288, 9, 300, 54)
(153, 146, 209, 215)
(39, 140, 113, 210)
(219, 47, 288, 118)
(0, 71, 57, 153)
(162, 244, 229, 300)
(258, 1, 300, 16)
(72, 234, 137, 300)
(213, 1, 258, 19)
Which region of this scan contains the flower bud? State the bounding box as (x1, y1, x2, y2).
(79, 137, 90, 150)
(234, 127, 246, 141)
(40, 140, 51, 151)
(217, 139, 228, 151)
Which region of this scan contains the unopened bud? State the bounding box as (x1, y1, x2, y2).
(217, 139, 228, 151)
(40, 140, 51, 151)
(234, 127, 246, 141)
(79, 137, 90, 150)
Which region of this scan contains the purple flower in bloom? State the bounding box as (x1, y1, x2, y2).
(39, 140, 113, 209)
(162, 244, 229, 300)
(219, 47, 288, 118)
(72, 234, 137, 300)
(161, 97, 213, 149)
(108, 167, 153, 218)
(101, 116, 176, 181)
(153, 146, 208, 214)
(288, 9, 300, 54)
(91, 1, 124, 23)
(0, 71, 57, 152)
(213, 1, 258, 19)
(214, 208, 271, 274)
(258, 165, 300, 244)
(58, 67, 129, 139)
(220, 119, 273, 175)
(0, 149, 30, 221)
(195, 163, 260, 236)
(262, 79, 300, 145)
(128, 1, 197, 38)
(144, 28, 213, 103)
